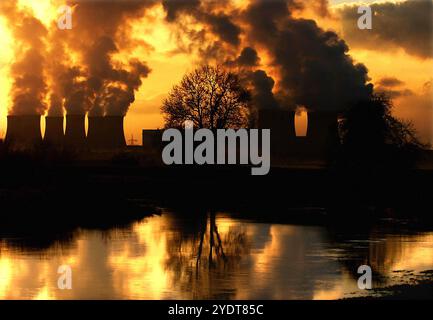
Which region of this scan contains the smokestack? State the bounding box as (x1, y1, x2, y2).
(44, 116, 64, 146)
(103, 116, 126, 150)
(5, 115, 42, 149)
(64, 114, 86, 148)
(307, 111, 339, 154)
(87, 116, 106, 150)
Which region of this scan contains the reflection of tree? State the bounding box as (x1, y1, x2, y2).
(164, 211, 250, 299)
(197, 211, 227, 267)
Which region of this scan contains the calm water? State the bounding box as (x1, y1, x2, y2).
(1, 210, 433, 300)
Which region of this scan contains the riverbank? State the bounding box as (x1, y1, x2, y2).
(347, 271, 433, 300)
(1, 161, 433, 223)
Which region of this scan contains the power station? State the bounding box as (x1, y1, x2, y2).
(87, 116, 107, 150)
(44, 116, 64, 146)
(5, 115, 42, 149)
(4, 114, 127, 151)
(256, 108, 339, 157)
(65, 114, 86, 148)
(87, 115, 126, 150)
(3, 109, 337, 157)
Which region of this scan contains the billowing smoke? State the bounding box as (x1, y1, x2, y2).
(162, 0, 242, 61)
(43, 0, 155, 117)
(0, 1, 48, 115)
(162, 0, 373, 112)
(57, 0, 155, 116)
(162, 0, 241, 46)
(226, 47, 260, 67)
(248, 70, 280, 110)
(97, 59, 151, 116)
(0, 0, 154, 117)
(243, 0, 373, 111)
(47, 30, 90, 116)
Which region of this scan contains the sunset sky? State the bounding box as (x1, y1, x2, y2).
(0, 0, 431, 144)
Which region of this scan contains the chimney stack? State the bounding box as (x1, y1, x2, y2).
(44, 116, 64, 146)
(103, 116, 126, 150)
(64, 114, 86, 149)
(5, 115, 42, 149)
(87, 116, 106, 150)
(86, 115, 126, 151)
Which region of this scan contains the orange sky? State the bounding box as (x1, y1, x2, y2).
(0, 0, 431, 144)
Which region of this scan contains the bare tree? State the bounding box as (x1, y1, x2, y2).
(162, 65, 251, 129)
(338, 94, 426, 169)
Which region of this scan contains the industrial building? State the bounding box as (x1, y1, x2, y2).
(249, 109, 339, 158)
(44, 116, 64, 146)
(5, 115, 43, 149)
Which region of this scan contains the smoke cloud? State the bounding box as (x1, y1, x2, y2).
(59, 0, 154, 116)
(243, 0, 373, 111)
(0, 1, 48, 115)
(162, 0, 373, 112)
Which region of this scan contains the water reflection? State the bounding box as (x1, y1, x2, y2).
(0, 211, 433, 300)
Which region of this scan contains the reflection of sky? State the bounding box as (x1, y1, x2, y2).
(0, 213, 433, 300)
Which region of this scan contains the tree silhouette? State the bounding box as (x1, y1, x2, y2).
(338, 94, 425, 170)
(161, 65, 251, 129)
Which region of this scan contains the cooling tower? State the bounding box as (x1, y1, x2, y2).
(5, 115, 42, 149)
(306, 111, 339, 154)
(288, 110, 296, 139)
(103, 116, 126, 150)
(257, 109, 292, 155)
(64, 114, 86, 148)
(87, 116, 106, 150)
(257, 109, 294, 136)
(44, 116, 64, 145)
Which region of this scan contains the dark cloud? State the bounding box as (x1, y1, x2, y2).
(162, 0, 200, 22)
(339, 0, 433, 59)
(378, 77, 405, 88)
(203, 13, 241, 46)
(162, 0, 241, 46)
(243, 0, 373, 111)
(247, 70, 280, 110)
(226, 47, 261, 67)
(236, 47, 261, 67)
(375, 77, 414, 98)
